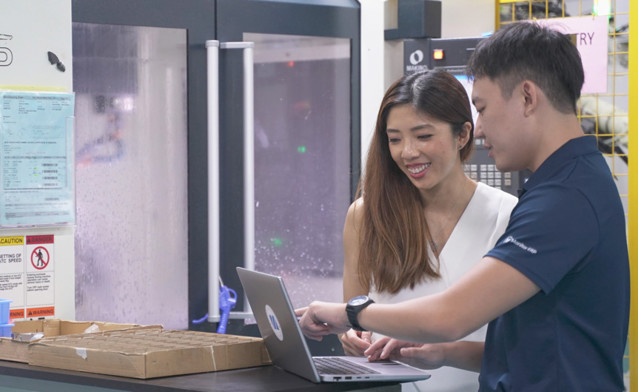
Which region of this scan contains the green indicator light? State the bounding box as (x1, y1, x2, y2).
(297, 146, 306, 153)
(271, 238, 283, 247)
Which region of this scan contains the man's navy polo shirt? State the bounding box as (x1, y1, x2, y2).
(479, 136, 630, 391)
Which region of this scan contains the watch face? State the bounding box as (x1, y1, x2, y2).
(350, 296, 368, 306)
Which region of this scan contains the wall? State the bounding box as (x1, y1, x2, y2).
(0, 0, 74, 320)
(441, 0, 494, 38)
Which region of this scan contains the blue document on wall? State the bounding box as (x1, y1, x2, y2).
(0, 91, 75, 226)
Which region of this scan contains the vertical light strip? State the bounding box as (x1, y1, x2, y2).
(628, 0, 637, 388)
(243, 44, 255, 277)
(242, 44, 255, 315)
(206, 40, 221, 322)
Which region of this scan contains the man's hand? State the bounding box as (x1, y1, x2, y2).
(366, 337, 484, 372)
(365, 337, 446, 370)
(294, 301, 350, 341)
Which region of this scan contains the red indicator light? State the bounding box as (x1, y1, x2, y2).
(433, 49, 444, 60)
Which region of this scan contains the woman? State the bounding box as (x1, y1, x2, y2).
(339, 69, 517, 391)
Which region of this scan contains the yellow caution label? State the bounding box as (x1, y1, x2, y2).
(0, 236, 24, 246)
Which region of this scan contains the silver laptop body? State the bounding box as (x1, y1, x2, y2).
(237, 267, 431, 383)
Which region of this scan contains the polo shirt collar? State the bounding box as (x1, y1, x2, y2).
(518, 135, 598, 197)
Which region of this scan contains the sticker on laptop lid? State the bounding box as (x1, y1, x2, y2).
(265, 304, 284, 341)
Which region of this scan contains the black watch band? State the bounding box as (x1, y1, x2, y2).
(346, 296, 374, 332)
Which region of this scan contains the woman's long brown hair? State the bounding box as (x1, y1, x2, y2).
(356, 69, 474, 294)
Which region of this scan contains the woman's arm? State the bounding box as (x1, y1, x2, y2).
(342, 199, 367, 300)
(340, 199, 373, 355)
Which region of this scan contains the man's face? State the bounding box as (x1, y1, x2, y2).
(471, 77, 529, 172)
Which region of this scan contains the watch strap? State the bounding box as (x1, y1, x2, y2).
(346, 297, 374, 332)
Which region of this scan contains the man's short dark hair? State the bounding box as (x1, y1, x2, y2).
(467, 22, 584, 114)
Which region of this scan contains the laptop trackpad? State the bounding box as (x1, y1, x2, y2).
(346, 356, 425, 375)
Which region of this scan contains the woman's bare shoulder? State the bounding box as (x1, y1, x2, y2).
(344, 198, 365, 230)
(348, 198, 365, 218)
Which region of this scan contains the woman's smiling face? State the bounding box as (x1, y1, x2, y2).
(386, 104, 467, 193)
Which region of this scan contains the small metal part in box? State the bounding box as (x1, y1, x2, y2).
(28, 329, 272, 379)
(13, 332, 44, 342)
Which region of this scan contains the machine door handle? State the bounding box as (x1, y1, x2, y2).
(206, 41, 255, 322)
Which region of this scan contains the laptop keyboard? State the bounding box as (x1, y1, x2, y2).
(313, 357, 380, 375)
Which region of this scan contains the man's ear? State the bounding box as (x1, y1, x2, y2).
(521, 80, 539, 117)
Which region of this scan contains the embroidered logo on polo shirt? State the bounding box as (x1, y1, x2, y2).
(502, 236, 538, 254)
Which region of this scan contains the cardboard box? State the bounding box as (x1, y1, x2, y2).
(28, 329, 271, 379)
(0, 319, 144, 363)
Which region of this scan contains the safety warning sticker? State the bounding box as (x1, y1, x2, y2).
(0, 235, 55, 320)
(25, 235, 54, 310)
(0, 236, 25, 307)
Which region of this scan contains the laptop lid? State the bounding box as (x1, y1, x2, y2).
(236, 267, 431, 383)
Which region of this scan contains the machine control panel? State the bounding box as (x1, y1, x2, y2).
(464, 139, 527, 196)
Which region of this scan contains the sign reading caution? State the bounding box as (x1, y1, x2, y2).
(0, 235, 55, 320)
(0, 236, 25, 309)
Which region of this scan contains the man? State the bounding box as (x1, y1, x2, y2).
(296, 22, 629, 391)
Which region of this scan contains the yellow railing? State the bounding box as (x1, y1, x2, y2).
(628, 1, 636, 390)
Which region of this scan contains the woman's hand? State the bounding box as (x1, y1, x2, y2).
(339, 329, 372, 356)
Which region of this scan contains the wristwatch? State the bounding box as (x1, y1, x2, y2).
(346, 295, 375, 332)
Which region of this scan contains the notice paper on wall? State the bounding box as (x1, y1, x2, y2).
(0, 91, 75, 227)
(0, 235, 55, 320)
(534, 16, 609, 94)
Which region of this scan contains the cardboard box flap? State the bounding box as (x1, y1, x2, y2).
(59, 321, 145, 335)
(0, 319, 158, 364)
(10, 319, 54, 335)
(28, 329, 271, 379)
(10, 319, 147, 337)
(0, 338, 29, 363)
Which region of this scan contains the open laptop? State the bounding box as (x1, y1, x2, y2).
(237, 267, 431, 383)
